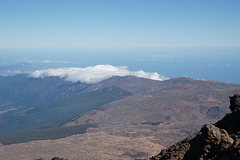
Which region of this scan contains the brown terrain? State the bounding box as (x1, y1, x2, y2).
(0, 131, 162, 160)
(0, 76, 240, 160)
(151, 94, 240, 160)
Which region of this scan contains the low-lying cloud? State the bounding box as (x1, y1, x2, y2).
(30, 65, 168, 83)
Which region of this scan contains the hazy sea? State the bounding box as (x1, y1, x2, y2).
(0, 47, 240, 84)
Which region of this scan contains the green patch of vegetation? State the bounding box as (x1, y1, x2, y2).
(0, 124, 96, 145)
(0, 86, 131, 134)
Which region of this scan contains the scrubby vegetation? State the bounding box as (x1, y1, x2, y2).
(0, 124, 96, 145)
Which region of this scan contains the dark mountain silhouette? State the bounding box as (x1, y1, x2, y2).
(150, 94, 240, 160)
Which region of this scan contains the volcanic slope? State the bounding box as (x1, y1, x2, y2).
(66, 76, 240, 147)
(0, 86, 131, 144)
(150, 94, 240, 160)
(0, 76, 240, 159)
(0, 74, 89, 110)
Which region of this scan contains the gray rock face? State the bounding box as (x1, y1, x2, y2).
(229, 93, 240, 112)
(183, 124, 234, 160)
(151, 94, 240, 160)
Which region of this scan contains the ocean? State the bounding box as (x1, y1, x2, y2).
(0, 47, 240, 84)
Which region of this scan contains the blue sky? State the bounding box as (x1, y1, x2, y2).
(0, 0, 240, 48)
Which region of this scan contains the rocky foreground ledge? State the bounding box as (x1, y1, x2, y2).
(150, 94, 240, 160)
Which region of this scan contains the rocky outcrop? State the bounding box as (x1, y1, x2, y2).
(229, 93, 240, 112)
(151, 94, 240, 160)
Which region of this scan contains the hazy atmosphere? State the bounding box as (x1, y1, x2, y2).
(1, 1, 240, 160)
(1, 0, 240, 48)
(0, 48, 239, 84)
(1, 0, 240, 83)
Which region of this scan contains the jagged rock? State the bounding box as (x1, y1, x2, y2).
(214, 110, 240, 135)
(229, 137, 240, 157)
(229, 93, 240, 112)
(183, 124, 234, 160)
(214, 94, 240, 135)
(151, 94, 240, 160)
(149, 134, 194, 160)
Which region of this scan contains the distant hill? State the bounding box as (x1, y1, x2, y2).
(65, 76, 240, 147)
(0, 75, 131, 143)
(0, 85, 130, 134)
(69, 76, 240, 125)
(0, 75, 240, 159)
(0, 75, 240, 149)
(0, 74, 89, 110)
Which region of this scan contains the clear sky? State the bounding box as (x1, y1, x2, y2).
(0, 0, 240, 48)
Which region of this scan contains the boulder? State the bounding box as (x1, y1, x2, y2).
(229, 93, 240, 112)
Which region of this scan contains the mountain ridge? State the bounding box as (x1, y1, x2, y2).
(0, 75, 240, 159)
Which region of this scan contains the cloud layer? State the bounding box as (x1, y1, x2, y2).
(30, 65, 168, 83)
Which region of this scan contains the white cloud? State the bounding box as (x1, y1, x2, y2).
(41, 60, 79, 64)
(30, 65, 168, 83)
(16, 58, 36, 63)
(208, 64, 215, 67)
